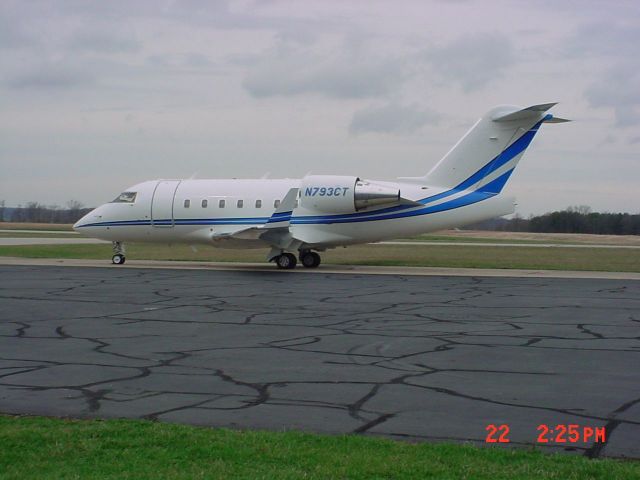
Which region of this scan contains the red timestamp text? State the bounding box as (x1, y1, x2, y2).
(536, 424, 606, 443)
(485, 424, 606, 444)
(485, 424, 510, 443)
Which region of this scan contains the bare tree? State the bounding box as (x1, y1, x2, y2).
(64, 200, 84, 223)
(65, 200, 84, 211)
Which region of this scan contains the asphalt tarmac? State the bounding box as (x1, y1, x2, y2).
(1, 264, 639, 459)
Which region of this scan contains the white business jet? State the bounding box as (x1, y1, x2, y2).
(74, 103, 568, 269)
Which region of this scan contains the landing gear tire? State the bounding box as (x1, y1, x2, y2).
(300, 251, 321, 268)
(275, 253, 297, 269)
(112, 241, 126, 265)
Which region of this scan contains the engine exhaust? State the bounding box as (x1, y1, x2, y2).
(354, 180, 400, 210)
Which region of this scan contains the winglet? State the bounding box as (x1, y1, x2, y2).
(265, 187, 299, 228)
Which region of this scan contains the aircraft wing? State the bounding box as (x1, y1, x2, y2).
(264, 187, 298, 228)
(210, 188, 299, 247)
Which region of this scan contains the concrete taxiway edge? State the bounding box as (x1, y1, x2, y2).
(1, 256, 638, 280)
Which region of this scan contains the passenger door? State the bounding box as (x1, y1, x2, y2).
(151, 180, 181, 227)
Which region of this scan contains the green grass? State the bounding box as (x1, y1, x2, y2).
(402, 234, 640, 246)
(0, 242, 638, 272)
(0, 232, 79, 238)
(0, 416, 637, 479)
(402, 235, 556, 244)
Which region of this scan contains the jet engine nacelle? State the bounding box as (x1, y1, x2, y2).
(300, 175, 400, 213)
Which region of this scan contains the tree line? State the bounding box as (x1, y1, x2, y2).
(0, 200, 92, 224)
(467, 206, 640, 235)
(1, 201, 638, 235)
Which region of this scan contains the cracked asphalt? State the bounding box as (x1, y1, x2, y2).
(1, 265, 639, 459)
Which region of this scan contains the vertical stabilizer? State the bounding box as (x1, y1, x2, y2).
(423, 103, 564, 194)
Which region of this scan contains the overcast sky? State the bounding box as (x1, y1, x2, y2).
(1, 0, 638, 215)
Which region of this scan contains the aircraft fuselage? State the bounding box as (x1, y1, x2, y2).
(74, 103, 567, 268)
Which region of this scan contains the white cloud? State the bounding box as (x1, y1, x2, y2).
(67, 28, 141, 54)
(5, 62, 95, 89)
(424, 32, 515, 92)
(349, 103, 440, 135)
(565, 21, 640, 58)
(570, 22, 640, 127)
(585, 61, 640, 127)
(243, 37, 407, 99)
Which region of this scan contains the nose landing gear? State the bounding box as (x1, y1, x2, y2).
(112, 241, 126, 265)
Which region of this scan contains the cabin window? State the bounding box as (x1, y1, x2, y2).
(111, 192, 137, 203)
(237, 199, 244, 208)
(219, 199, 225, 208)
(201, 199, 208, 208)
(274, 199, 281, 208)
(255, 199, 262, 208)
(184, 199, 190, 208)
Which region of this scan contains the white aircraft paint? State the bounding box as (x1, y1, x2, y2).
(74, 104, 568, 268)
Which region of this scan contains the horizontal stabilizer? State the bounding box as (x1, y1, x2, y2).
(492, 103, 557, 122)
(544, 116, 571, 123)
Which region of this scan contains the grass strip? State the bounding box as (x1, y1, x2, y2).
(403, 235, 559, 244)
(0, 243, 638, 272)
(0, 415, 638, 479)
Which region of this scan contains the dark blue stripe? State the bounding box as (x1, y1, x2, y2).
(477, 168, 514, 194)
(267, 216, 291, 224)
(271, 210, 292, 217)
(78, 217, 269, 228)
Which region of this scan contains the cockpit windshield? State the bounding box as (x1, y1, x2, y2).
(111, 192, 137, 203)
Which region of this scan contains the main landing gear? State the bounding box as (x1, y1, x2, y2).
(299, 250, 321, 268)
(273, 250, 321, 269)
(112, 241, 126, 265)
(275, 252, 297, 269)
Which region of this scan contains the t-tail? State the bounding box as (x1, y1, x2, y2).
(421, 103, 569, 194)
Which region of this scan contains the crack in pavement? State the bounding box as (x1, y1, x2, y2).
(0, 265, 638, 458)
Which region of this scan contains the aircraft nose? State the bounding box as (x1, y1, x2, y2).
(73, 216, 86, 231)
(73, 209, 94, 231)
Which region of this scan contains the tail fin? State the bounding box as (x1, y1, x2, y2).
(424, 103, 568, 194)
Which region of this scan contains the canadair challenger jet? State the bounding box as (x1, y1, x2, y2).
(74, 103, 568, 269)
